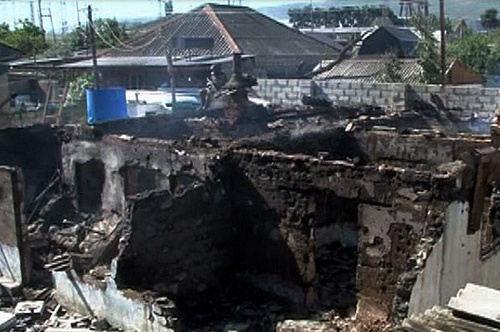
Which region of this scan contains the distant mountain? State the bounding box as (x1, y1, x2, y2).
(257, 0, 500, 25)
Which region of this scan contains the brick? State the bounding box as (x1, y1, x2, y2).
(338, 82, 351, 89)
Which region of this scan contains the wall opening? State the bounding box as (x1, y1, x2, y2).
(314, 193, 359, 316)
(123, 167, 161, 196)
(75, 159, 105, 213)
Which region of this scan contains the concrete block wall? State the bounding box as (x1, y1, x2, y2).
(314, 81, 406, 111)
(254, 79, 312, 106)
(253, 79, 500, 117)
(408, 84, 500, 120)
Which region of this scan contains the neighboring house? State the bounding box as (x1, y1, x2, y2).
(61, 3, 339, 90)
(0, 42, 22, 114)
(0, 42, 22, 63)
(314, 58, 483, 85)
(357, 26, 420, 58)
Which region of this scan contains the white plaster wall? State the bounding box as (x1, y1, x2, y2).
(53, 269, 173, 332)
(0, 168, 23, 285)
(409, 201, 500, 316)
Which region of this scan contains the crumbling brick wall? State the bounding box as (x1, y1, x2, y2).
(220, 148, 473, 320)
(115, 182, 234, 297)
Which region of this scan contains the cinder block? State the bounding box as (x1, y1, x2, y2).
(452, 87, 469, 95)
(468, 103, 482, 110)
(362, 83, 376, 90)
(361, 96, 375, 104)
(339, 82, 351, 89)
(329, 89, 344, 96)
(481, 104, 497, 112)
(356, 89, 369, 97)
(299, 80, 312, 87)
(345, 89, 356, 96)
(381, 91, 394, 98)
(426, 85, 442, 93)
(483, 88, 500, 96)
(391, 84, 406, 92)
(369, 90, 381, 98)
(350, 97, 362, 104)
(351, 82, 362, 89)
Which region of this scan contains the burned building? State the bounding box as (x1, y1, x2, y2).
(1, 78, 500, 331)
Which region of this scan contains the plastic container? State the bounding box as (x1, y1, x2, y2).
(86, 88, 127, 124)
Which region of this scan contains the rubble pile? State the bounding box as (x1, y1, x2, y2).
(0, 92, 497, 332)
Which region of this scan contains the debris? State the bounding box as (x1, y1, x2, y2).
(0, 311, 16, 331)
(15, 301, 45, 316)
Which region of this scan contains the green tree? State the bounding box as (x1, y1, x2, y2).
(481, 8, 500, 31)
(288, 5, 402, 29)
(381, 52, 403, 82)
(93, 18, 128, 49)
(0, 20, 48, 56)
(414, 17, 441, 84)
(45, 18, 128, 57)
(449, 33, 500, 75)
(0, 23, 9, 41)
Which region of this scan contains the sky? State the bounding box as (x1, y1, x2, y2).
(0, 0, 293, 33)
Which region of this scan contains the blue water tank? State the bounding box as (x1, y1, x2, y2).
(86, 88, 127, 124)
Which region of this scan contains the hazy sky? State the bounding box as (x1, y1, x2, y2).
(0, 0, 294, 32)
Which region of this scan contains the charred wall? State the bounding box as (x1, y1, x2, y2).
(116, 183, 234, 297)
(55, 126, 482, 324)
(0, 125, 60, 211)
(61, 127, 217, 215)
(220, 148, 474, 320)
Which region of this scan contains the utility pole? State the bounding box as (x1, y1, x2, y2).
(76, 1, 81, 26)
(47, 6, 56, 43)
(310, 0, 313, 31)
(30, 1, 36, 24)
(166, 51, 176, 103)
(439, 0, 446, 86)
(88, 5, 100, 89)
(38, 0, 45, 33)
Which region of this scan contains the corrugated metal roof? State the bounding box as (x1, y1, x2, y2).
(382, 26, 420, 43)
(0, 42, 22, 62)
(314, 58, 423, 83)
(104, 3, 338, 59)
(59, 54, 254, 69)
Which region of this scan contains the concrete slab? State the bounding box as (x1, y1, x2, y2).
(448, 283, 500, 327)
(0, 311, 16, 331)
